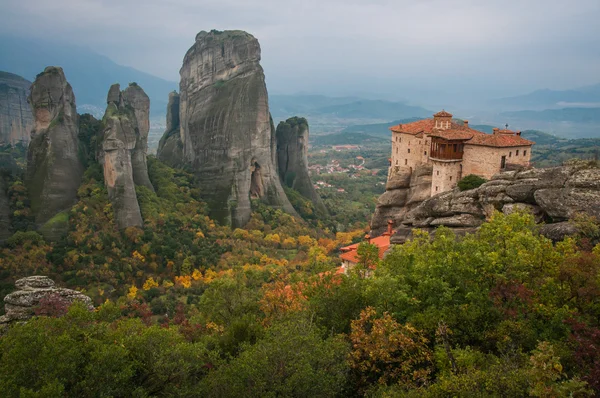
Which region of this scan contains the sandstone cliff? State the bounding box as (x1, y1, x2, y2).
(276, 117, 327, 215)
(26, 66, 84, 236)
(0, 276, 93, 331)
(122, 83, 154, 191)
(370, 164, 433, 236)
(391, 164, 600, 243)
(0, 71, 33, 146)
(158, 30, 295, 227)
(157, 91, 183, 167)
(99, 83, 153, 229)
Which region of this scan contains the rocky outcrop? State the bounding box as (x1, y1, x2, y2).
(98, 83, 153, 229)
(391, 165, 600, 243)
(157, 91, 183, 167)
(25, 67, 84, 237)
(0, 276, 93, 330)
(122, 83, 153, 191)
(0, 71, 34, 146)
(370, 164, 433, 236)
(276, 117, 327, 215)
(158, 30, 296, 227)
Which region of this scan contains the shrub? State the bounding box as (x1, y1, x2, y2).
(457, 174, 487, 191)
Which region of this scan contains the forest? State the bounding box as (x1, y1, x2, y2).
(0, 114, 600, 397)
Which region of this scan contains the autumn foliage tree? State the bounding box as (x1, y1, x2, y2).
(348, 307, 433, 393)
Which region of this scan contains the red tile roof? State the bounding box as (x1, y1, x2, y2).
(466, 133, 535, 148)
(429, 127, 486, 141)
(389, 119, 435, 135)
(339, 235, 390, 264)
(389, 112, 535, 148)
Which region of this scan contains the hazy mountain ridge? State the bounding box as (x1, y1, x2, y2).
(270, 94, 430, 121)
(492, 82, 600, 110)
(0, 36, 177, 116)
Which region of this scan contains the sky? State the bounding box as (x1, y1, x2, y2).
(1, 0, 600, 104)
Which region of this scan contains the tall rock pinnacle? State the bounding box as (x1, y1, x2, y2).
(26, 66, 84, 231)
(99, 83, 153, 229)
(0, 71, 34, 146)
(158, 30, 295, 227)
(276, 117, 328, 216)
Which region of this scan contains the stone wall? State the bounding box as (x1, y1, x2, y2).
(391, 132, 429, 170)
(431, 159, 462, 196)
(463, 144, 531, 180)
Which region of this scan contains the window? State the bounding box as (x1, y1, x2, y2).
(396, 160, 398, 165)
(524, 150, 527, 156)
(405, 159, 408, 165)
(509, 151, 512, 158)
(396, 147, 398, 154)
(436, 186, 439, 192)
(408, 148, 411, 153)
(424, 151, 427, 156)
(449, 176, 452, 181)
(453, 144, 457, 152)
(436, 170, 440, 176)
(399, 137, 402, 143)
(516, 149, 519, 156)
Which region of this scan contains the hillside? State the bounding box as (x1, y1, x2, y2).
(270, 94, 430, 121)
(501, 107, 600, 124)
(491, 82, 600, 109)
(0, 36, 177, 116)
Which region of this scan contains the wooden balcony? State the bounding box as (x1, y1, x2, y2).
(429, 138, 464, 161)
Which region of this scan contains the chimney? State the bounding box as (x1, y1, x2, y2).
(385, 220, 394, 236)
(517, 131, 521, 136)
(364, 234, 371, 243)
(493, 127, 499, 135)
(463, 120, 469, 127)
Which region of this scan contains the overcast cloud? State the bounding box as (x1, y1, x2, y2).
(1, 0, 599, 103)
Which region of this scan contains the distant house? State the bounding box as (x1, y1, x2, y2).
(339, 221, 393, 274)
(389, 110, 534, 196)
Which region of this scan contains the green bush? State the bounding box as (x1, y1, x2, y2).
(457, 174, 487, 191)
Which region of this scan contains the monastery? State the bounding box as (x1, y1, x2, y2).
(389, 110, 534, 196)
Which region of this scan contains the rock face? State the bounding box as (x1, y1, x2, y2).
(122, 84, 154, 191)
(0, 71, 34, 146)
(370, 164, 433, 236)
(0, 276, 93, 330)
(158, 30, 295, 227)
(99, 83, 153, 229)
(390, 165, 600, 243)
(0, 178, 10, 243)
(25, 67, 84, 231)
(157, 91, 183, 167)
(276, 117, 327, 215)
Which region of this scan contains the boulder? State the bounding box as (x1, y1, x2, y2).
(386, 167, 412, 190)
(0, 276, 93, 330)
(0, 71, 33, 146)
(389, 165, 600, 244)
(539, 222, 579, 242)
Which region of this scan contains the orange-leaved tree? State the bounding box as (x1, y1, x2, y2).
(348, 307, 433, 392)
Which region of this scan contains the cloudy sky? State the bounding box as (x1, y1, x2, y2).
(2, 0, 599, 103)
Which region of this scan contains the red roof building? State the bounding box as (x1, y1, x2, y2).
(389, 110, 534, 196)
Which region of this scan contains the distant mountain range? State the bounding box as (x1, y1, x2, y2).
(501, 107, 600, 124)
(491, 83, 600, 110)
(0, 36, 177, 116)
(270, 95, 431, 121)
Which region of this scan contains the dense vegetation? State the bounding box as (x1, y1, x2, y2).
(1, 211, 599, 396)
(1, 114, 600, 396)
